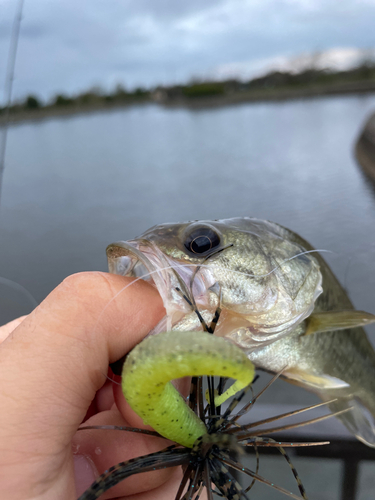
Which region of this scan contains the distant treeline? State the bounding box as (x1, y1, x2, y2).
(156, 62, 375, 101)
(0, 85, 151, 116)
(2, 62, 375, 117)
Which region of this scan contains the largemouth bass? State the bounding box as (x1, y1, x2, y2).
(107, 217, 375, 447)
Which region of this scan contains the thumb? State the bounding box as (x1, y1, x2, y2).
(0, 272, 166, 500)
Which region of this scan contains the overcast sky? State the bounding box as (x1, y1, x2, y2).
(1, 0, 375, 104)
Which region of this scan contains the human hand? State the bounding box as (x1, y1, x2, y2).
(0, 272, 186, 500)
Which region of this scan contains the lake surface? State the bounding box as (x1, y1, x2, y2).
(1, 95, 375, 326)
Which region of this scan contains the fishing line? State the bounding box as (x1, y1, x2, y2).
(104, 372, 121, 386)
(0, 276, 39, 309)
(0, 247, 333, 333)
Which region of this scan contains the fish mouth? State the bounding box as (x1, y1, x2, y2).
(106, 240, 214, 331)
(107, 240, 164, 287)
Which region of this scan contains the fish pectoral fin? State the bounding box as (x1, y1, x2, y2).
(284, 367, 350, 389)
(304, 310, 375, 336)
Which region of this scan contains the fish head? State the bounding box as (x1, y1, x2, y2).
(107, 217, 322, 350)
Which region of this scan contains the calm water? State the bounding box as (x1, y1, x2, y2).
(1, 95, 375, 326)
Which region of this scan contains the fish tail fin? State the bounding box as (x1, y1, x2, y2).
(327, 396, 375, 448)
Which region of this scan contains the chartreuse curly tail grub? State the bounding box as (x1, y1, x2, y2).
(122, 331, 255, 448)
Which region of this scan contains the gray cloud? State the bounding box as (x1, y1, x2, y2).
(0, 0, 374, 103)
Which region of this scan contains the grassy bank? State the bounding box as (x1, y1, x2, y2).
(2, 64, 375, 125)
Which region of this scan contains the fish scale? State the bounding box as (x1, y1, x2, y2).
(107, 217, 375, 446)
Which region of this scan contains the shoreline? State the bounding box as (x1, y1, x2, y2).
(355, 112, 375, 182)
(1, 80, 375, 127)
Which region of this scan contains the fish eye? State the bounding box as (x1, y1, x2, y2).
(184, 226, 221, 255)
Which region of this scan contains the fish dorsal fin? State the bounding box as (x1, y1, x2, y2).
(305, 310, 375, 336)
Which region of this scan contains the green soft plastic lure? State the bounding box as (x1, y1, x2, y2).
(80, 331, 320, 500)
(122, 330, 255, 448)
